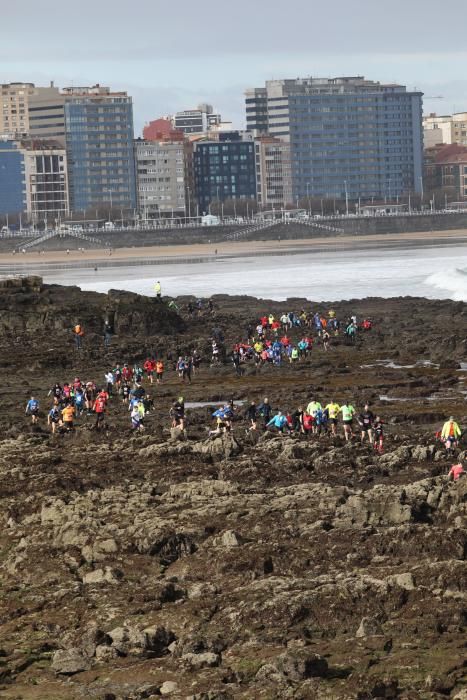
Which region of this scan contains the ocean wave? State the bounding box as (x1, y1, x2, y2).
(425, 267, 467, 301)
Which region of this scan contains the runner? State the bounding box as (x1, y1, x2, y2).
(358, 403, 375, 444)
(209, 405, 233, 436)
(122, 382, 131, 405)
(440, 416, 462, 454)
(47, 405, 61, 434)
(155, 359, 164, 384)
(306, 398, 322, 435)
(74, 387, 85, 417)
(302, 411, 313, 436)
(373, 416, 384, 453)
(448, 462, 465, 481)
(93, 389, 108, 430)
(314, 406, 328, 436)
(144, 358, 155, 385)
(25, 396, 39, 424)
(245, 401, 258, 431)
(340, 400, 356, 442)
(113, 365, 122, 392)
(170, 397, 185, 431)
(105, 370, 114, 396)
(61, 402, 75, 432)
(325, 400, 341, 437)
(292, 406, 304, 433)
(257, 397, 272, 428)
(84, 381, 96, 414)
(103, 321, 112, 348)
(122, 364, 133, 384)
(131, 401, 145, 431)
(73, 323, 84, 349)
(266, 411, 291, 435)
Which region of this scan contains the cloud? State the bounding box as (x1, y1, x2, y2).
(2, 0, 467, 61)
(2, 0, 467, 130)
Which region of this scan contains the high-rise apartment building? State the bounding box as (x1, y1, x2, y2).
(193, 132, 256, 213)
(255, 136, 293, 208)
(1, 83, 36, 137)
(246, 76, 424, 201)
(21, 139, 69, 222)
(0, 138, 68, 220)
(63, 85, 136, 212)
(1, 83, 136, 214)
(134, 138, 187, 217)
(0, 82, 66, 141)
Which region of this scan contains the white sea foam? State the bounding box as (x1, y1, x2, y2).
(424, 267, 467, 302)
(41, 244, 467, 302)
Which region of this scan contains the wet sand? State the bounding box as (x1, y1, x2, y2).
(1, 228, 467, 268)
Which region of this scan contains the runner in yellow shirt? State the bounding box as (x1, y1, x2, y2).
(325, 401, 341, 436)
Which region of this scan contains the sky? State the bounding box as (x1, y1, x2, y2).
(2, 0, 467, 135)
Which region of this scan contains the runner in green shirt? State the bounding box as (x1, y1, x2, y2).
(306, 400, 322, 435)
(340, 401, 356, 441)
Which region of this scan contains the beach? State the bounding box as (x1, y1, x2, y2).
(1, 227, 467, 268)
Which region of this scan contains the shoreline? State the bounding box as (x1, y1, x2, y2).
(0, 228, 466, 272)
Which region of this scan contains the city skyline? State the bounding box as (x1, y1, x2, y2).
(2, 0, 467, 134)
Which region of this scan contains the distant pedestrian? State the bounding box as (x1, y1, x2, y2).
(73, 323, 84, 349)
(103, 321, 112, 348)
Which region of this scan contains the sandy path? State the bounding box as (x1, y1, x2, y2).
(1, 228, 467, 267)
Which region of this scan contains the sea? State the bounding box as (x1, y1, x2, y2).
(9, 243, 467, 302)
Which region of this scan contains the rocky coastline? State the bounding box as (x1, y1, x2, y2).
(0, 278, 466, 700)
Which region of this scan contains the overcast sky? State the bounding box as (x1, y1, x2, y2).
(2, 0, 467, 134)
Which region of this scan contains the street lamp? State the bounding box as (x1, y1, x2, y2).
(344, 181, 349, 216)
(107, 188, 113, 222)
(306, 182, 311, 215)
(187, 186, 191, 221)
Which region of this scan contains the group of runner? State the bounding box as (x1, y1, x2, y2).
(26, 379, 110, 433)
(25, 372, 464, 475)
(229, 310, 370, 371)
(24, 360, 165, 434)
(207, 398, 384, 450)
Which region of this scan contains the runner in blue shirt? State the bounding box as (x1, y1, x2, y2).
(25, 396, 39, 424)
(267, 411, 290, 435)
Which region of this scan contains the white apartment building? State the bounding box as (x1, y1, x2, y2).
(22, 140, 69, 222)
(134, 139, 186, 217)
(423, 114, 453, 147)
(423, 112, 467, 148)
(255, 136, 293, 208)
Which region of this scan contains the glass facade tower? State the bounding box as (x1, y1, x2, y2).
(246, 77, 424, 202)
(64, 88, 136, 212)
